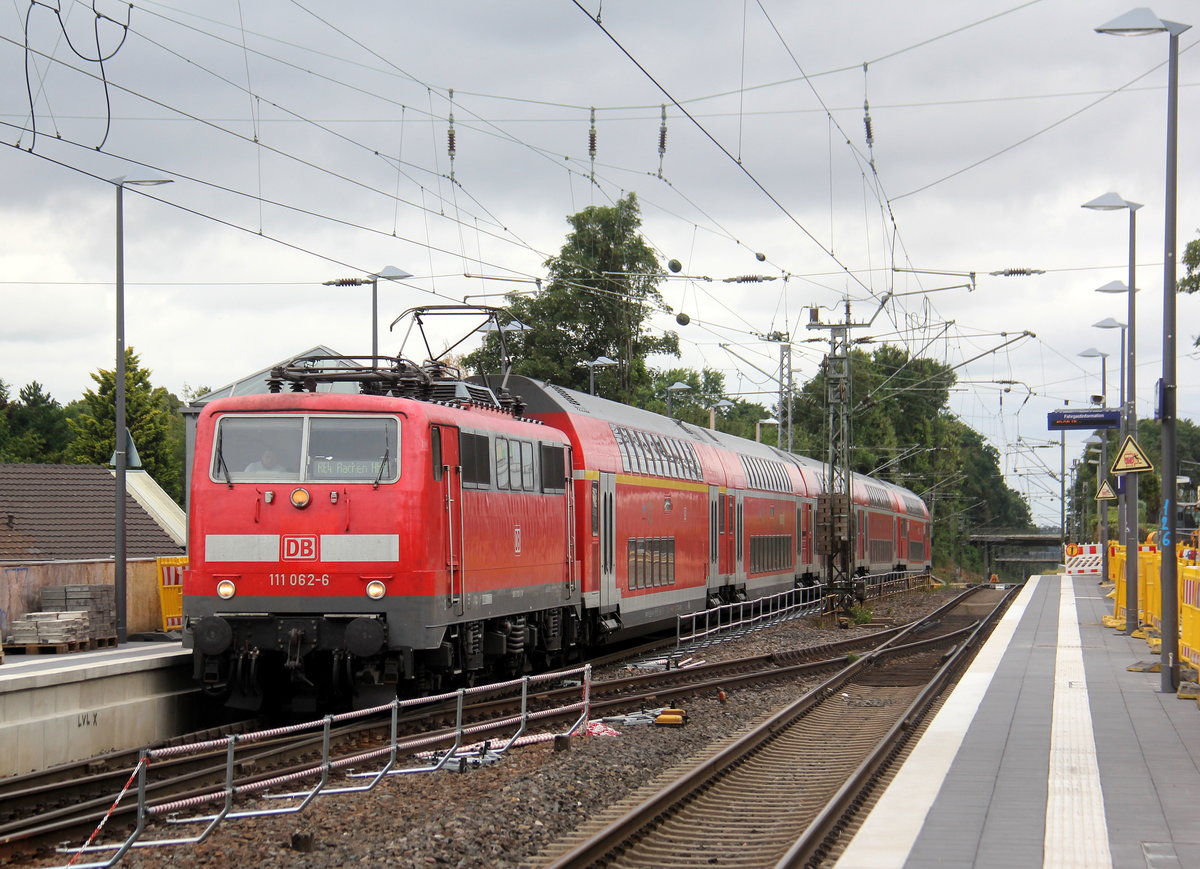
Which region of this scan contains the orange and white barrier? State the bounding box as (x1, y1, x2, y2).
(1065, 543, 1103, 576)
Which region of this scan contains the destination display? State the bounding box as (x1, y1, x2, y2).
(1046, 408, 1121, 430)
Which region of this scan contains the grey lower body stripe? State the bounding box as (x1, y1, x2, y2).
(206, 534, 279, 562)
(320, 535, 399, 562)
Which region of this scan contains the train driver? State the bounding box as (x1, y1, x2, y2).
(244, 447, 286, 473)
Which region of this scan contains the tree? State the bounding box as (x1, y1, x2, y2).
(1180, 233, 1200, 305)
(466, 193, 679, 404)
(3, 381, 72, 463)
(65, 348, 183, 502)
(786, 344, 1032, 569)
(0, 379, 10, 460)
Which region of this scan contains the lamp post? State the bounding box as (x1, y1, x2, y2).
(1086, 434, 1110, 581)
(583, 356, 618, 395)
(665, 381, 690, 418)
(1082, 217, 1141, 638)
(1097, 7, 1190, 691)
(323, 266, 411, 361)
(708, 399, 733, 430)
(756, 417, 779, 443)
(1077, 348, 1108, 405)
(112, 175, 172, 644)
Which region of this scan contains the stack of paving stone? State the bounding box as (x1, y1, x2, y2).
(41, 585, 116, 642)
(8, 611, 91, 644)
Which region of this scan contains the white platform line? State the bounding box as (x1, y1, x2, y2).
(1043, 576, 1111, 868)
(834, 576, 1041, 869)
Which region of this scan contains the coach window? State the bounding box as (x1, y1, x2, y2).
(591, 481, 600, 535)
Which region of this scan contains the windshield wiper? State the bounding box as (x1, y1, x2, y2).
(373, 448, 391, 489)
(215, 429, 233, 488)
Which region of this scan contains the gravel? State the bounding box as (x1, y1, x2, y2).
(19, 588, 959, 869)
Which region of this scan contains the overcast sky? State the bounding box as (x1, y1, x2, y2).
(2, 1, 1198, 526)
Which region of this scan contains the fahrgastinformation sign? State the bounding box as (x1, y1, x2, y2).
(1046, 408, 1122, 430)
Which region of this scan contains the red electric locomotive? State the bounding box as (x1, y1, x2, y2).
(183, 307, 931, 710)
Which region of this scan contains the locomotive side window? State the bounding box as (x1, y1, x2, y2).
(212, 415, 397, 484)
(431, 427, 443, 481)
(540, 444, 567, 494)
(460, 432, 491, 487)
(495, 438, 510, 489)
(520, 441, 535, 490)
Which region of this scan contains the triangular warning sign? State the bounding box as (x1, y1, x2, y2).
(1110, 435, 1154, 475)
(1096, 479, 1117, 500)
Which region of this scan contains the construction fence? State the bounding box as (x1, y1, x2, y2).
(1097, 542, 1200, 676)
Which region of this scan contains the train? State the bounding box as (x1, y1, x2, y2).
(183, 308, 931, 711)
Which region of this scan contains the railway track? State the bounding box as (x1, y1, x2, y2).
(3, 586, 971, 866)
(536, 585, 1013, 869)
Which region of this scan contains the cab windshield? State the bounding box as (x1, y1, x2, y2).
(213, 415, 400, 484)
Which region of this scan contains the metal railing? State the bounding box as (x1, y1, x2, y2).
(56, 665, 593, 868)
(675, 570, 931, 648)
(676, 584, 827, 647)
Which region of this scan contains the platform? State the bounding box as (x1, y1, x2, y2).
(0, 641, 195, 777)
(836, 574, 1200, 869)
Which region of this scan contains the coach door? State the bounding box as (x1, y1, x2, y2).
(598, 472, 618, 611)
(735, 493, 745, 581)
(707, 486, 720, 589)
(434, 425, 465, 615)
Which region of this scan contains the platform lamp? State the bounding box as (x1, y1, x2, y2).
(112, 175, 173, 644)
(584, 356, 619, 395)
(323, 266, 412, 362)
(1085, 434, 1110, 581)
(756, 417, 779, 443)
(665, 381, 690, 419)
(1097, 7, 1190, 691)
(708, 399, 734, 431)
(1094, 317, 1128, 593)
(1083, 237, 1141, 639)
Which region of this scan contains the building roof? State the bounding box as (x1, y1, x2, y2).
(0, 464, 185, 562)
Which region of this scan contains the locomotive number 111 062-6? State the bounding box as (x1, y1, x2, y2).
(268, 573, 332, 587)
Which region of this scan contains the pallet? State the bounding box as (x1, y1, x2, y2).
(3, 640, 89, 655)
(90, 635, 118, 649)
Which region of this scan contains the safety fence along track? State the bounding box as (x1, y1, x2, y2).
(538, 585, 1015, 869)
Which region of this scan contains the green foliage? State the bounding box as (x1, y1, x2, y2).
(64, 348, 184, 503)
(849, 603, 873, 625)
(0, 379, 73, 463)
(1181, 234, 1200, 302)
(465, 193, 679, 404)
(1071, 417, 1200, 539)
(786, 344, 1033, 566)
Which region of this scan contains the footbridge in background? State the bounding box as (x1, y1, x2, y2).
(969, 531, 1062, 578)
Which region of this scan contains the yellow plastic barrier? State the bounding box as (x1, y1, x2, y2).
(156, 556, 188, 632)
(1182, 565, 1200, 670)
(1138, 546, 1160, 639)
(1103, 544, 1127, 629)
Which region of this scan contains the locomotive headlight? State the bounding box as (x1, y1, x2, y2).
(216, 579, 237, 600)
(365, 580, 387, 600)
(290, 487, 311, 509)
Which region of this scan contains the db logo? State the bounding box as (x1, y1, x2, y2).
(282, 535, 318, 561)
